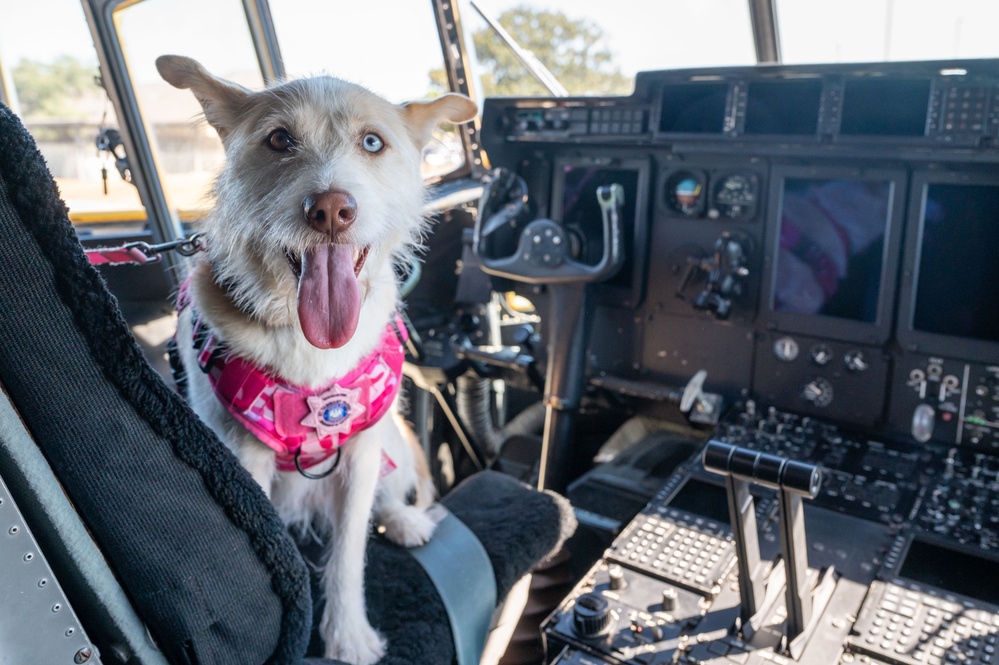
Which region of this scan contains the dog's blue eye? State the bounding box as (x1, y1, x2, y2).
(267, 128, 295, 152)
(362, 133, 384, 154)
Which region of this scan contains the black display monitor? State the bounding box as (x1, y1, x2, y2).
(839, 77, 932, 137)
(550, 157, 650, 307)
(658, 82, 730, 134)
(762, 167, 905, 344)
(744, 78, 823, 136)
(898, 537, 999, 605)
(667, 477, 730, 524)
(898, 173, 999, 360)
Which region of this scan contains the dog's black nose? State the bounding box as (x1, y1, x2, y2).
(305, 190, 357, 235)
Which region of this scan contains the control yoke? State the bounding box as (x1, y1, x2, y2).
(474, 168, 625, 284)
(703, 441, 836, 658)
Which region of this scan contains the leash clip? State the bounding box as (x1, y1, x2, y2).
(123, 232, 206, 263)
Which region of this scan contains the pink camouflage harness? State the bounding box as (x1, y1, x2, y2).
(176, 279, 405, 477)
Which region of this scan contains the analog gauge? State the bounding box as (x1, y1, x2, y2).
(773, 336, 799, 362)
(664, 171, 706, 217)
(712, 173, 758, 219)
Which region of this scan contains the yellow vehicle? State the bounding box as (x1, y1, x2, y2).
(1, 2, 998, 664)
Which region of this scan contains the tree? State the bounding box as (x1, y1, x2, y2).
(11, 55, 102, 119)
(430, 6, 631, 97)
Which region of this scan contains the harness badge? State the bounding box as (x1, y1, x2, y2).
(302, 385, 367, 440)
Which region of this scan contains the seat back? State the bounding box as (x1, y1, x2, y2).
(0, 103, 312, 665)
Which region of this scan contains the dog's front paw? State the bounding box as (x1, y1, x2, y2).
(379, 504, 437, 547)
(321, 612, 386, 665)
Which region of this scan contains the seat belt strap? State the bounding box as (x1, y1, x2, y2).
(408, 505, 497, 665)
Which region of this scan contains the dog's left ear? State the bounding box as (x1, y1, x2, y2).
(156, 55, 249, 140)
(401, 94, 478, 147)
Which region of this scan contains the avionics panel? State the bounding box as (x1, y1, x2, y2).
(550, 157, 650, 308)
(898, 171, 999, 361)
(761, 166, 905, 345)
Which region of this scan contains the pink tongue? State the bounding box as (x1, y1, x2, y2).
(297, 244, 361, 349)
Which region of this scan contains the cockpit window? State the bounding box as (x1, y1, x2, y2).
(0, 0, 146, 228)
(269, 1, 471, 179)
(459, 0, 757, 97)
(114, 0, 264, 226)
(777, 0, 999, 64)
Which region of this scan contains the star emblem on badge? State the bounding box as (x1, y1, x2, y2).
(301, 385, 366, 440)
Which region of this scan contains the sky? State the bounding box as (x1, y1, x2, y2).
(4, 0, 999, 102)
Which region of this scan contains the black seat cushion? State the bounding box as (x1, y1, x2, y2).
(301, 471, 572, 664)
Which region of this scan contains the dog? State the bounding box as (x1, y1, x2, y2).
(156, 55, 477, 664)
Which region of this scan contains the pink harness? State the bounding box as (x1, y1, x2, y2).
(178, 282, 405, 475)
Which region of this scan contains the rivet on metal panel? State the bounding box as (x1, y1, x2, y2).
(38, 578, 48, 588)
(74, 647, 92, 663)
(65, 628, 76, 637)
(8, 525, 18, 535)
(23, 552, 33, 562)
(52, 602, 62, 612)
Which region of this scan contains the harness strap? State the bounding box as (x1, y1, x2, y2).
(407, 506, 497, 665)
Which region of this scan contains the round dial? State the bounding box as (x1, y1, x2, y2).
(802, 377, 834, 407)
(809, 343, 833, 366)
(844, 350, 869, 373)
(774, 336, 800, 362)
(664, 171, 706, 217)
(712, 173, 758, 219)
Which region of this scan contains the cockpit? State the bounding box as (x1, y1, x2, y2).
(2, 2, 999, 664)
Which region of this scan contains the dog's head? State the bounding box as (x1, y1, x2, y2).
(156, 55, 477, 349)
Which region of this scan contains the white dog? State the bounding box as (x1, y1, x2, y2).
(156, 55, 477, 664)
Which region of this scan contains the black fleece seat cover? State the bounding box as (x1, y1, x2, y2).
(0, 103, 569, 665)
(0, 104, 312, 664)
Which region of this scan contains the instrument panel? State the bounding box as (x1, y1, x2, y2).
(478, 58, 999, 665)
(480, 58, 999, 452)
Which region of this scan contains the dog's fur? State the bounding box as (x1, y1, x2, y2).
(157, 55, 476, 664)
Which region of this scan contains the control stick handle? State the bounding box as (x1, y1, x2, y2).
(474, 169, 625, 284)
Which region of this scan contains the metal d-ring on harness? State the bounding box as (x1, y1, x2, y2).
(294, 447, 341, 479)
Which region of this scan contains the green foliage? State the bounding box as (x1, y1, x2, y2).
(11, 55, 101, 119)
(429, 5, 631, 97)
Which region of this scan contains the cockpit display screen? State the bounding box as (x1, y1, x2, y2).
(659, 82, 729, 134)
(772, 177, 892, 323)
(840, 78, 931, 137)
(744, 79, 822, 136)
(667, 477, 730, 525)
(898, 538, 999, 605)
(912, 183, 999, 343)
(559, 164, 640, 290)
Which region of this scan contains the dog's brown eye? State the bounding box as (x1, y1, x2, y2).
(267, 128, 295, 152)
(361, 133, 384, 154)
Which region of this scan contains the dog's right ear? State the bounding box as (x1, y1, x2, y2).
(156, 55, 248, 139)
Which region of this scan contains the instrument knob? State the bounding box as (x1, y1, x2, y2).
(572, 592, 612, 638)
(607, 565, 627, 591)
(661, 587, 678, 612)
